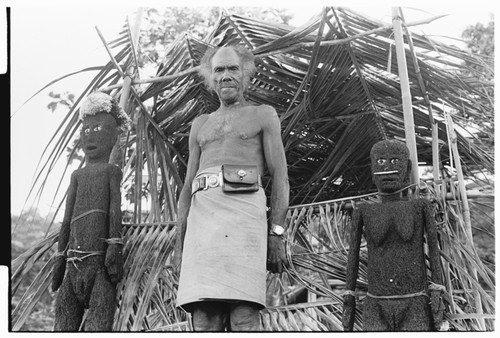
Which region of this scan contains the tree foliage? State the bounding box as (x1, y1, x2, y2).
(46, 91, 75, 113)
(462, 19, 494, 59)
(460, 17, 494, 149)
(140, 7, 293, 67)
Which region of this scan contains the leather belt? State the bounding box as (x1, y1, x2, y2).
(192, 172, 223, 195)
(191, 172, 263, 194)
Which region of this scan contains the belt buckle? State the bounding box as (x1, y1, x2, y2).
(207, 174, 219, 188)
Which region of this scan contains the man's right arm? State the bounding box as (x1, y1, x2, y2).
(173, 115, 206, 273)
(52, 171, 77, 291)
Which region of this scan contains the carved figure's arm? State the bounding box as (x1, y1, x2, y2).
(52, 171, 77, 291)
(423, 199, 445, 329)
(343, 207, 363, 331)
(108, 165, 123, 239)
(422, 199, 443, 284)
(105, 165, 124, 284)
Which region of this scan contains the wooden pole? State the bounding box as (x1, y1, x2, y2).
(392, 7, 419, 185)
(445, 112, 485, 330)
(109, 8, 143, 167)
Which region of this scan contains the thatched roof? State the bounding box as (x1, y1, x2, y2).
(131, 7, 493, 205)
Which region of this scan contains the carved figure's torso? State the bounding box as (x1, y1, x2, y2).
(69, 163, 118, 253)
(360, 199, 428, 296)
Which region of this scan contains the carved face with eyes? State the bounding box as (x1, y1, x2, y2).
(80, 112, 118, 163)
(370, 140, 411, 193)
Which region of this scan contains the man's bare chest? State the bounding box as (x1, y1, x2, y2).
(198, 112, 261, 147)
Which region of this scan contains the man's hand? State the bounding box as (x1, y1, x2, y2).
(172, 239, 183, 278)
(51, 255, 66, 292)
(267, 235, 288, 273)
(105, 244, 124, 284)
(342, 294, 356, 331)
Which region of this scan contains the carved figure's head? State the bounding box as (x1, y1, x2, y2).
(198, 45, 256, 102)
(370, 140, 411, 193)
(79, 92, 130, 163)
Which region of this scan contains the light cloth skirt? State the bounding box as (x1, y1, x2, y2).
(176, 166, 268, 311)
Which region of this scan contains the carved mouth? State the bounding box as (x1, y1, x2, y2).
(374, 171, 400, 184)
(86, 145, 97, 151)
(373, 170, 398, 176)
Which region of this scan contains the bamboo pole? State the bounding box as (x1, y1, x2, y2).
(399, 10, 442, 185)
(134, 114, 144, 224)
(444, 112, 485, 330)
(392, 7, 419, 185)
(155, 132, 178, 221)
(109, 77, 132, 167)
(144, 133, 159, 222)
(109, 8, 143, 167)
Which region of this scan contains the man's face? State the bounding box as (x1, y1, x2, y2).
(211, 48, 245, 104)
(80, 113, 118, 163)
(370, 141, 410, 193)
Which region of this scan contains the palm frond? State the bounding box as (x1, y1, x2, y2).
(261, 299, 359, 331)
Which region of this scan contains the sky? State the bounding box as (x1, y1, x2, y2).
(8, 0, 496, 220)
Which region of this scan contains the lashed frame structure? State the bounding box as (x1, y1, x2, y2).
(11, 7, 494, 331)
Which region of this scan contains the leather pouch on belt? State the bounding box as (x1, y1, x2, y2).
(222, 164, 259, 193)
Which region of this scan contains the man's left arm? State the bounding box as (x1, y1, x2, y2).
(261, 106, 289, 273)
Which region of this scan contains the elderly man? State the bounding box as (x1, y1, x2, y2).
(174, 45, 289, 331)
